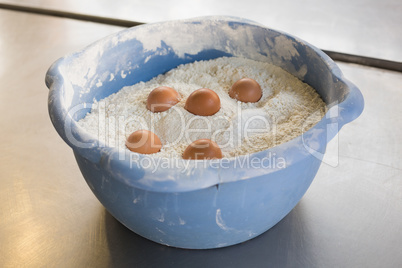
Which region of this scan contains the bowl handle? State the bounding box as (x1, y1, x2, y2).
(46, 58, 106, 163)
(327, 79, 364, 141)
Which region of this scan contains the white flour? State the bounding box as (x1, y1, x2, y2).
(78, 57, 326, 158)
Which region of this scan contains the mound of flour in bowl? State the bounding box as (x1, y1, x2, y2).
(78, 57, 326, 158)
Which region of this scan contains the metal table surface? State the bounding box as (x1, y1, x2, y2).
(1, 0, 402, 62)
(0, 3, 401, 268)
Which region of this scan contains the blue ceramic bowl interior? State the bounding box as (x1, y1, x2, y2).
(46, 16, 364, 249)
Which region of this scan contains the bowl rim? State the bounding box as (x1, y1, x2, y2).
(46, 16, 364, 192)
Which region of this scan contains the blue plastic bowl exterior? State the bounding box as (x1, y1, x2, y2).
(46, 16, 364, 249)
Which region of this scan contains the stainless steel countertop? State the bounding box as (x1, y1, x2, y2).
(0, 4, 401, 268)
(1, 0, 402, 62)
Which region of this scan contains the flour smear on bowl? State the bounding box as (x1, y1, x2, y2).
(78, 57, 327, 158)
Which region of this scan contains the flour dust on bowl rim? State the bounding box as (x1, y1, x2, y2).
(46, 16, 364, 249)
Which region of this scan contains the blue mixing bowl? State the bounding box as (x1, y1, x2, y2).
(46, 16, 364, 249)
